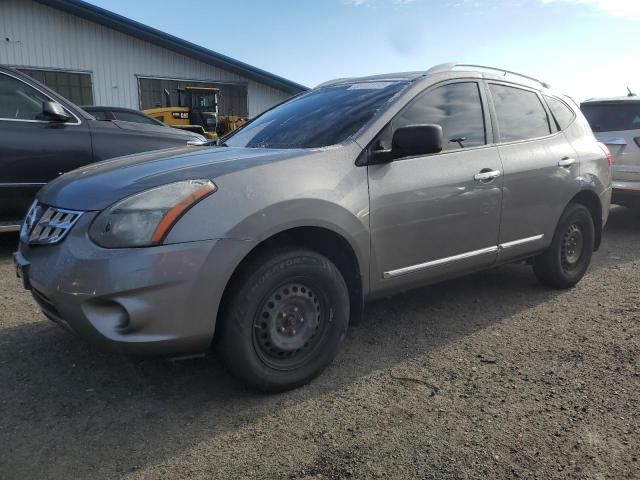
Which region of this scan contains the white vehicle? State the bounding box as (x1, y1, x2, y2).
(581, 95, 640, 208)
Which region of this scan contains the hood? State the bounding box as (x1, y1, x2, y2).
(38, 146, 309, 210)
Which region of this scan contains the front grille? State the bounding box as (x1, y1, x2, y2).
(21, 202, 83, 245)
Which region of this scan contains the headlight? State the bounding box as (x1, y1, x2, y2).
(89, 179, 216, 248)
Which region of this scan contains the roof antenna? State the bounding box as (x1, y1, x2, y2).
(627, 87, 636, 97)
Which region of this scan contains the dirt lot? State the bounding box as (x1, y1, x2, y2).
(0, 207, 638, 480)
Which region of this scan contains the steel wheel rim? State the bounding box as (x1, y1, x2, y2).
(561, 223, 584, 270)
(252, 281, 328, 370)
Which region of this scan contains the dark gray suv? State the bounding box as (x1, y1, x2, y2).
(15, 63, 612, 392)
(0, 66, 203, 230)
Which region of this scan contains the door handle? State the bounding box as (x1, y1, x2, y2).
(558, 157, 576, 168)
(474, 169, 501, 182)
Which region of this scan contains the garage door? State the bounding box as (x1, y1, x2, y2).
(138, 77, 248, 117)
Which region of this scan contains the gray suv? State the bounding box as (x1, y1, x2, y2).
(15, 63, 612, 392)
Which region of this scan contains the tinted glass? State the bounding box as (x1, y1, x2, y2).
(225, 81, 408, 149)
(0, 73, 50, 120)
(88, 109, 111, 121)
(113, 110, 163, 125)
(490, 84, 551, 142)
(580, 102, 640, 132)
(545, 95, 575, 131)
(393, 82, 486, 150)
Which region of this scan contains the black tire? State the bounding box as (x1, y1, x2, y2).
(533, 203, 595, 289)
(216, 249, 350, 392)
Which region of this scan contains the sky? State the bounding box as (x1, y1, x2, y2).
(86, 0, 638, 101)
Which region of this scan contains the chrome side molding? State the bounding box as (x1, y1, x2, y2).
(499, 234, 544, 250)
(383, 234, 544, 279)
(383, 246, 499, 279)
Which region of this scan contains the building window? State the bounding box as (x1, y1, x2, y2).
(138, 77, 248, 117)
(19, 69, 94, 106)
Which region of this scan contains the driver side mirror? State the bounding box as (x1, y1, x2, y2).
(370, 124, 443, 164)
(42, 101, 71, 123)
(392, 124, 443, 158)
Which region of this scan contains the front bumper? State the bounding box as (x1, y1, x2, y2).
(612, 180, 640, 208)
(16, 213, 250, 356)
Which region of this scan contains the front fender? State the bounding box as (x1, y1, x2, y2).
(165, 147, 371, 291)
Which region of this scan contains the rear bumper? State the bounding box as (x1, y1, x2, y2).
(612, 180, 640, 207)
(16, 213, 252, 356)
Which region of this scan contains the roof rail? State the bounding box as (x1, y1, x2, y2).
(315, 77, 357, 88)
(426, 62, 551, 89)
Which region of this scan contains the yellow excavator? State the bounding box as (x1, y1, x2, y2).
(144, 86, 246, 140)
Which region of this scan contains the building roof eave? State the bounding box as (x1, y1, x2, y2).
(35, 0, 309, 94)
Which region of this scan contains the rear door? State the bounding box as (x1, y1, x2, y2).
(368, 80, 503, 291)
(0, 71, 92, 221)
(487, 82, 580, 260)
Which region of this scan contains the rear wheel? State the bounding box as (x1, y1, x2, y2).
(216, 249, 350, 392)
(533, 203, 595, 289)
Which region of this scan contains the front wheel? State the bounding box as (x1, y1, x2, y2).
(216, 249, 350, 392)
(533, 203, 595, 289)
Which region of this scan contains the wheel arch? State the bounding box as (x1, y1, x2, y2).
(216, 225, 366, 339)
(569, 189, 603, 251)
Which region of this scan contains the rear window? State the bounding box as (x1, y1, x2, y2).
(113, 110, 163, 125)
(89, 110, 110, 121)
(580, 102, 640, 133)
(489, 84, 551, 142)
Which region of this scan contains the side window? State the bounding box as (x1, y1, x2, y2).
(113, 110, 159, 125)
(489, 84, 551, 142)
(544, 95, 575, 131)
(392, 82, 486, 151)
(89, 110, 110, 121)
(0, 73, 50, 121)
(20, 69, 94, 106)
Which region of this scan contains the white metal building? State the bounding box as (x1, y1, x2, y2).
(0, 0, 307, 118)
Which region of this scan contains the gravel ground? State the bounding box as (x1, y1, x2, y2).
(0, 207, 638, 480)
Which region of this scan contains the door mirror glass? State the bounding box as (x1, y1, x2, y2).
(42, 101, 71, 122)
(392, 124, 443, 158)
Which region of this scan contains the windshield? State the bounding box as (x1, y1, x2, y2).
(581, 102, 640, 132)
(191, 93, 218, 112)
(224, 81, 409, 149)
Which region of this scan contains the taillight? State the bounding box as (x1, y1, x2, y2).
(598, 142, 613, 167)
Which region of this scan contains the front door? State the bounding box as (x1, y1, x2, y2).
(368, 81, 503, 292)
(0, 72, 92, 220)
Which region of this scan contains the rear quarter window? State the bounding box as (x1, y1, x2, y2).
(544, 95, 575, 131)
